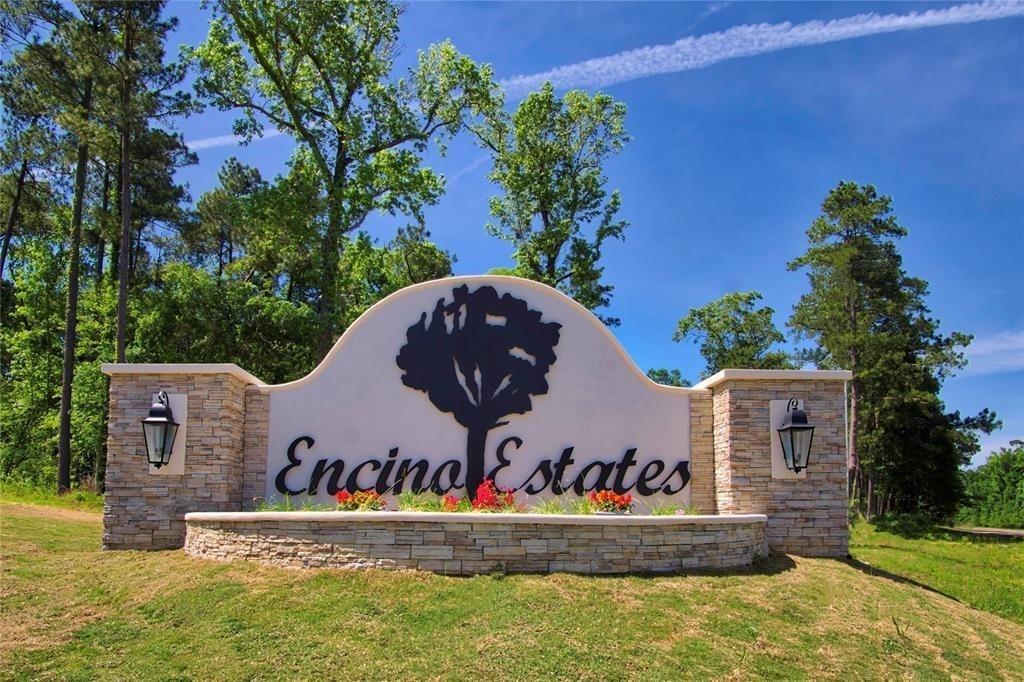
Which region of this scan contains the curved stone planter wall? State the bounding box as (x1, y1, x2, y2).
(184, 512, 768, 575)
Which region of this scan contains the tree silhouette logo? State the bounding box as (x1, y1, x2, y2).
(396, 284, 562, 498)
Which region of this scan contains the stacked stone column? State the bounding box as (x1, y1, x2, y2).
(101, 364, 261, 550)
(700, 371, 850, 557)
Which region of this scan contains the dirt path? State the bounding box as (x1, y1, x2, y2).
(0, 501, 101, 523)
(938, 525, 1024, 540)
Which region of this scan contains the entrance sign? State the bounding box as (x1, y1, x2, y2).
(267, 276, 692, 505)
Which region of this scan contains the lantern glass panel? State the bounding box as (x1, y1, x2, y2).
(161, 423, 179, 465)
(779, 430, 796, 471)
(142, 421, 167, 465)
(793, 427, 814, 470)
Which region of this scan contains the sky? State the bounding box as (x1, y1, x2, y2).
(165, 1, 1024, 465)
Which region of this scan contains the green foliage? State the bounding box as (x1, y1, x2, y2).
(478, 82, 629, 325)
(646, 367, 690, 387)
(646, 501, 681, 515)
(189, 0, 499, 355)
(254, 495, 334, 512)
(130, 262, 319, 383)
(673, 290, 793, 378)
(957, 442, 1024, 529)
(527, 498, 569, 514)
(1, 239, 65, 484)
(179, 157, 266, 276)
(789, 182, 998, 518)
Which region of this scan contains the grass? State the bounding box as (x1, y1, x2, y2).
(0, 480, 103, 512)
(2, 503, 1023, 680)
(850, 519, 1024, 626)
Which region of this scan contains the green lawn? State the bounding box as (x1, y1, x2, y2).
(851, 521, 1024, 626)
(2, 503, 1023, 681)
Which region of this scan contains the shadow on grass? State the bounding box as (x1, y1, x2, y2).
(867, 514, 1019, 543)
(480, 555, 799, 581)
(842, 557, 962, 604)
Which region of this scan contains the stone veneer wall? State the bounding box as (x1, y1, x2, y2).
(711, 379, 848, 557)
(102, 364, 848, 560)
(103, 372, 251, 550)
(688, 391, 716, 514)
(241, 385, 270, 511)
(184, 513, 767, 575)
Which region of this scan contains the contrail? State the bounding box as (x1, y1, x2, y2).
(185, 1, 1024, 151)
(501, 0, 1024, 97)
(185, 128, 285, 151)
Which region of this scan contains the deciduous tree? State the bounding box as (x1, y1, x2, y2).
(190, 0, 499, 359)
(673, 290, 792, 379)
(477, 82, 628, 325)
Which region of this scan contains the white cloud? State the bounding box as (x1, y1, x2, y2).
(500, 1, 1024, 98)
(963, 330, 1024, 376)
(184, 1, 1024, 151)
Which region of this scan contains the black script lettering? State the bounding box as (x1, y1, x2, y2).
(488, 437, 521, 489)
(375, 448, 400, 494)
(430, 459, 462, 494)
(308, 459, 345, 496)
(551, 447, 576, 495)
(345, 459, 382, 493)
(392, 459, 429, 494)
(612, 448, 639, 493)
(636, 460, 666, 496)
(521, 461, 554, 495)
(572, 460, 616, 495)
(660, 460, 691, 494)
(276, 436, 312, 495)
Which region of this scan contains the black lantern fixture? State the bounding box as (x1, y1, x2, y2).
(141, 391, 179, 468)
(777, 398, 815, 473)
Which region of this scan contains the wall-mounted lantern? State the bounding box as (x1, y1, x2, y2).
(777, 398, 815, 473)
(142, 391, 179, 469)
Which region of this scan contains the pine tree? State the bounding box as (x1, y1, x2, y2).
(789, 182, 998, 516)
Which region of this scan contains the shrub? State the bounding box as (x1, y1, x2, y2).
(956, 443, 1024, 529)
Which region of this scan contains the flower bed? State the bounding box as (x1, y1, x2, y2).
(183, 511, 768, 575)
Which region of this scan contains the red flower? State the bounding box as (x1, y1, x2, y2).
(587, 489, 633, 512)
(336, 489, 387, 511)
(471, 479, 520, 511)
(442, 494, 461, 511)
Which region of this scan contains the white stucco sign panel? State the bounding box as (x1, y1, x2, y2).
(264, 276, 693, 506)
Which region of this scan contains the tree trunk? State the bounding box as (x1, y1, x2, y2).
(0, 158, 29, 280)
(315, 190, 344, 360)
(865, 475, 874, 521)
(465, 425, 488, 500)
(95, 164, 110, 284)
(57, 80, 93, 494)
(115, 17, 135, 363)
(848, 369, 860, 503)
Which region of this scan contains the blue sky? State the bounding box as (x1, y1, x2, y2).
(167, 1, 1024, 464)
